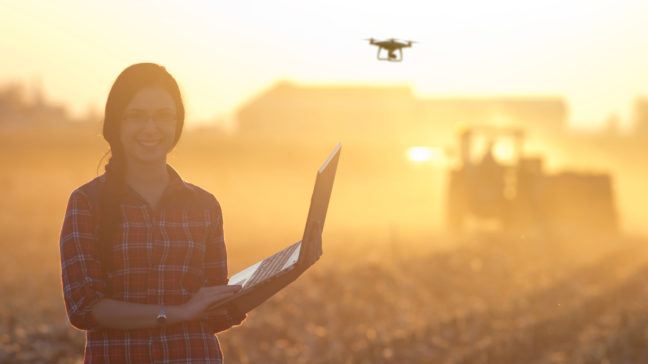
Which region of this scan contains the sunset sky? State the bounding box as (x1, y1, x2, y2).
(1, 0, 647, 130)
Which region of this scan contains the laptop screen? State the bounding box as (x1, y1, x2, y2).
(299, 142, 342, 266)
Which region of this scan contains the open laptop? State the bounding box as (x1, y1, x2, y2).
(213, 143, 341, 310)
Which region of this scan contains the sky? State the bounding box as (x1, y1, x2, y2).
(1, 0, 648, 130)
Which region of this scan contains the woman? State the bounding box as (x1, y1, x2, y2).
(59, 63, 245, 363)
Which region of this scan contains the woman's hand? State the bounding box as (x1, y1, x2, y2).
(182, 285, 242, 321)
(203, 303, 248, 332)
(203, 304, 247, 325)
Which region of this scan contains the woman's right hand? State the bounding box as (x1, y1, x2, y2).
(182, 285, 242, 321)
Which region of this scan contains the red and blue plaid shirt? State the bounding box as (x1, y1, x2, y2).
(60, 166, 240, 363)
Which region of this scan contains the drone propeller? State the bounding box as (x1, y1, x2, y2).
(393, 39, 417, 44)
(406, 40, 418, 47)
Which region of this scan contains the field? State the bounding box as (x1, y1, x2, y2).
(1, 126, 648, 363)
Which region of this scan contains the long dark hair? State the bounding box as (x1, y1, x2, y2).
(99, 63, 185, 288)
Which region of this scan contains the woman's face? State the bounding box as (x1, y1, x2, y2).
(119, 87, 178, 166)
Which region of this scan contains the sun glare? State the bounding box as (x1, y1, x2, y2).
(493, 141, 516, 163)
(407, 146, 445, 165)
(408, 147, 432, 162)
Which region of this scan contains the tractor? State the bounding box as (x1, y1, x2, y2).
(445, 126, 618, 234)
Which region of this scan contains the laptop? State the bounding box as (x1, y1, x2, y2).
(212, 143, 341, 311)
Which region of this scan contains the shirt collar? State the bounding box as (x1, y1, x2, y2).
(166, 165, 193, 195)
(108, 164, 194, 202)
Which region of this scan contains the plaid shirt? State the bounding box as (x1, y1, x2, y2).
(60, 166, 239, 363)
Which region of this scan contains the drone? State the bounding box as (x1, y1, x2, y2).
(365, 38, 416, 62)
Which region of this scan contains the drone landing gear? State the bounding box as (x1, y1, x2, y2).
(376, 47, 403, 62)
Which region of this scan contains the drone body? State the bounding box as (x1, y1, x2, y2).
(365, 38, 415, 62)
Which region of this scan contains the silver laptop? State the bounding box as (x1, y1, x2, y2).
(227, 142, 341, 291)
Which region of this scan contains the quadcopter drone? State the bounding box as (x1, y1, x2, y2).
(365, 38, 416, 62)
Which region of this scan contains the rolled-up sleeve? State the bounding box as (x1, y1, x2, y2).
(59, 190, 106, 330)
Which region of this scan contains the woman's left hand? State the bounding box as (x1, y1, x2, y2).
(202, 305, 247, 327)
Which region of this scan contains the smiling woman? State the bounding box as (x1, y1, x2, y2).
(119, 88, 179, 167)
(59, 63, 246, 363)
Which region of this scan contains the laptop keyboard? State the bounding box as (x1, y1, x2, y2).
(245, 242, 300, 289)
